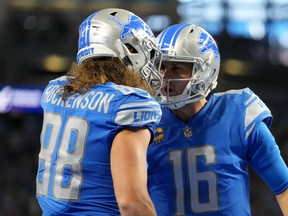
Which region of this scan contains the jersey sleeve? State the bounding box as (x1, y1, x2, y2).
(114, 94, 162, 127)
(112, 88, 162, 143)
(248, 121, 288, 195)
(242, 88, 272, 140)
(242, 88, 288, 194)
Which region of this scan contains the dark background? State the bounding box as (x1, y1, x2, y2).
(0, 0, 287, 215)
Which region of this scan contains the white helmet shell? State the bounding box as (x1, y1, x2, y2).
(76, 8, 163, 92)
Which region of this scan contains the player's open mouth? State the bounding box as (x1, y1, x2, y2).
(162, 87, 175, 96)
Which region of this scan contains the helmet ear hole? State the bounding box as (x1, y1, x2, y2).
(124, 43, 138, 53)
(122, 44, 136, 66)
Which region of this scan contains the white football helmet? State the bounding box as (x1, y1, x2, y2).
(156, 24, 221, 109)
(76, 8, 162, 92)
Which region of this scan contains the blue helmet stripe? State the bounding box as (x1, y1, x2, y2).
(171, 24, 190, 47)
(157, 27, 170, 47)
(158, 24, 181, 49)
(159, 24, 190, 50)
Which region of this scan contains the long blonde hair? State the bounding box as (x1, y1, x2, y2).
(61, 57, 155, 100)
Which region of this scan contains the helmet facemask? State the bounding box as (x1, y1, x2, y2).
(119, 29, 163, 93)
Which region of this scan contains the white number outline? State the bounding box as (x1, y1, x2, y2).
(36, 112, 88, 201)
(169, 145, 219, 214)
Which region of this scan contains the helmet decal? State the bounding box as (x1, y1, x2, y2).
(197, 31, 220, 60)
(78, 12, 98, 50)
(110, 15, 153, 40)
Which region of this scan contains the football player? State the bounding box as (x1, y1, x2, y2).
(147, 23, 288, 216)
(36, 8, 162, 216)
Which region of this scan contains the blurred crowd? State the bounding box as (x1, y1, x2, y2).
(0, 113, 42, 216)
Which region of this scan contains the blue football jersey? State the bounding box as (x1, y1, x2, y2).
(36, 76, 162, 215)
(147, 88, 287, 216)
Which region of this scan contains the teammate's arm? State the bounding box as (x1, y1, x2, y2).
(111, 127, 156, 216)
(249, 121, 288, 216)
(276, 188, 288, 216)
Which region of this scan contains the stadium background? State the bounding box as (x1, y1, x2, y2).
(0, 0, 287, 215)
